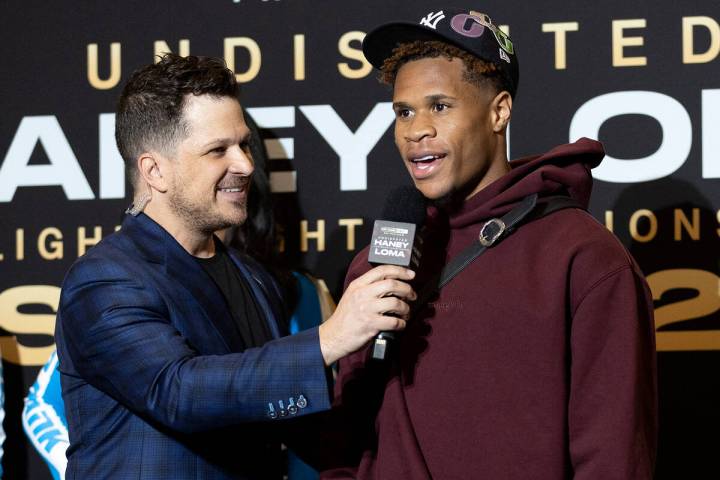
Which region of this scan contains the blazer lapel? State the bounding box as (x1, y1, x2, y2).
(124, 214, 244, 352)
(231, 256, 282, 340)
(164, 249, 246, 352)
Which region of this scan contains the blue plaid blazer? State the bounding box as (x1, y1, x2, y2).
(55, 213, 330, 479)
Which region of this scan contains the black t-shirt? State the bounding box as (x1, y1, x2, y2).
(196, 244, 273, 350)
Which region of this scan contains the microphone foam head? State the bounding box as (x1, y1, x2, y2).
(380, 185, 427, 225)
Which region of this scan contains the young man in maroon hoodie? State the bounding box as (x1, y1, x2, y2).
(321, 7, 657, 480)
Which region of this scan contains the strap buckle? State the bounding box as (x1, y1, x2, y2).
(479, 218, 506, 247)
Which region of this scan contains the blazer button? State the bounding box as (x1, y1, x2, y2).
(288, 397, 298, 415)
(296, 395, 308, 409)
(278, 400, 288, 417)
(267, 403, 278, 419)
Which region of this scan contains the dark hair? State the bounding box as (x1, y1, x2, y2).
(227, 112, 300, 318)
(115, 53, 239, 187)
(380, 40, 510, 96)
(231, 111, 276, 263)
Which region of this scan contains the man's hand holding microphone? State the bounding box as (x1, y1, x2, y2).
(318, 265, 416, 366)
(318, 186, 426, 366)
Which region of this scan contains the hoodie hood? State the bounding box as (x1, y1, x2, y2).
(441, 137, 604, 229)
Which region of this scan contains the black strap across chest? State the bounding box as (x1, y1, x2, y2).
(416, 193, 583, 307)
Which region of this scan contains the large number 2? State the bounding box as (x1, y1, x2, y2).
(648, 269, 720, 351)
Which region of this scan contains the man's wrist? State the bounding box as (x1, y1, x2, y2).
(318, 322, 343, 366)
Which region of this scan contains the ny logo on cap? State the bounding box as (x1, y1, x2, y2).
(420, 10, 445, 29)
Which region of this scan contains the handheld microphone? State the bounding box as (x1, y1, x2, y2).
(368, 185, 426, 361)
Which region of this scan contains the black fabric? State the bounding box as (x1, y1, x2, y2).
(362, 9, 519, 97)
(196, 242, 273, 350)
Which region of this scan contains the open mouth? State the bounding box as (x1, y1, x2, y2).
(412, 154, 444, 167)
(409, 153, 446, 176)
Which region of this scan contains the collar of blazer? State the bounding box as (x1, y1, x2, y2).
(117, 213, 281, 351)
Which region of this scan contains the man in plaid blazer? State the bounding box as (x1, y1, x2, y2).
(54, 54, 415, 479)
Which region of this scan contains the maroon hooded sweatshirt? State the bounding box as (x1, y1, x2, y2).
(322, 138, 657, 479)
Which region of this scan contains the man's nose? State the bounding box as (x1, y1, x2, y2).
(405, 113, 437, 142)
(228, 146, 254, 176)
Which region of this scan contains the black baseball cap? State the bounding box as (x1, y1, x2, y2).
(362, 7, 519, 97)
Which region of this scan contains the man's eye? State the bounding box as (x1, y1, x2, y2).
(240, 139, 253, 152)
(396, 109, 412, 118)
(212, 147, 226, 154)
(434, 103, 448, 112)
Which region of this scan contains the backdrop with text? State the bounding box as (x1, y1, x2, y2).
(0, 1, 718, 478)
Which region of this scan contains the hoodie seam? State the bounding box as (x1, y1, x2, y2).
(571, 264, 632, 317)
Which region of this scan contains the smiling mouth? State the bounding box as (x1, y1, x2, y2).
(215, 180, 250, 199)
(216, 177, 250, 193)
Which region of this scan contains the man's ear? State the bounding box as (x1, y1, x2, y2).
(137, 152, 168, 193)
(491, 91, 513, 133)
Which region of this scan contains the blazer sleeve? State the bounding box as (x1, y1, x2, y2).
(56, 255, 331, 434)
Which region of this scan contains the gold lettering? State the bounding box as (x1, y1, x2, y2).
(300, 220, 325, 252)
(682, 16, 720, 64)
(224, 37, 261, 83)
(629, 209, 657, 242)
(648, 269, 720, 351)
(87, 42, 122, 90)
(153, 39, 190, 60)
(338, 218, 363, 251)
(16, 228, 24, 260)
(0, 285, 59, 365)
(38, 227, 63, 260)
(78, 226, 103, 256)
(674, 208, 700, 241)
(293, 34, 306, 81)
(604, 210, 614, 232)
(276, 224, 286, 253)
(612, 19, 647, 67)
(338, 31, 372, 79)
(542, 22, 580, 70)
